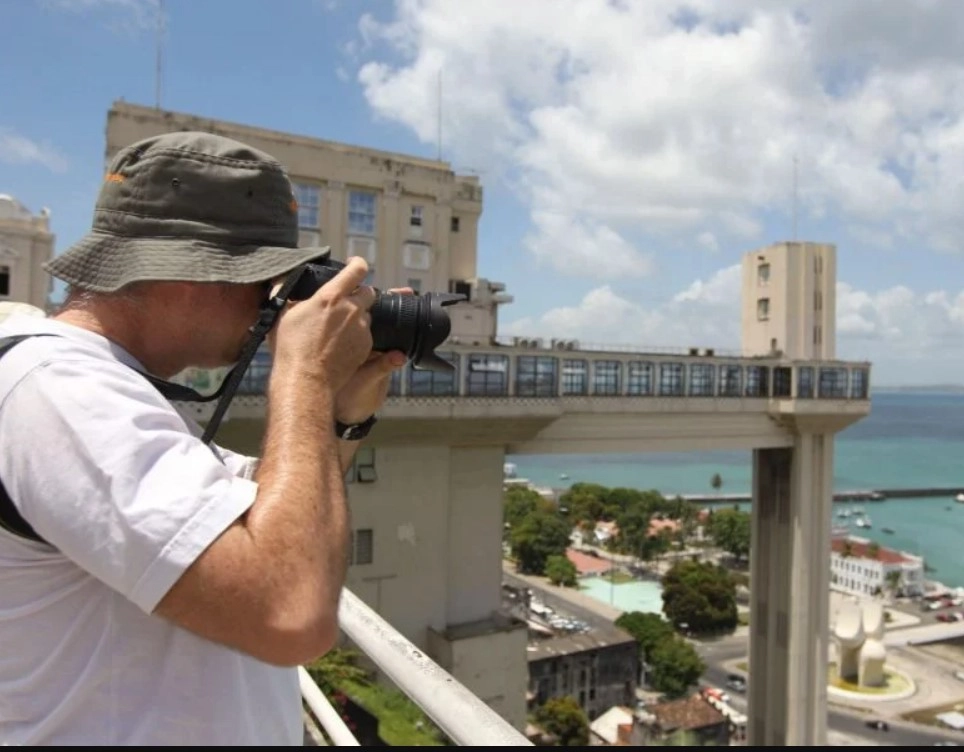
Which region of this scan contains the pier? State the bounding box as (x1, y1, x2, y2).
(675, 487, 964, 504)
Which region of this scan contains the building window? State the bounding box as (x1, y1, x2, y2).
(348, 191, 377, 235)
(451, 216, 460, 232)
(410, 205, 423, 227)
(819, 367, 849, 398)
(389, 368, 404, 396)
(0, 265, 8, 296)
(350, 528, 374, 566)
(814, 289, 823, 311)
(757, 297, 770, 321)
(658, 362, 684, 396)
(466, 354, 508, 396)
(238, 347, 273, 395)
(797, 366, 814, 398)
(592, 360, 621, 396)
(403, 243, 432, 271)
(410, 351, 459, 396)
(292, 182, 321, 230)
(745, 366, 769, 397)
(814, 325, 822, 346)
(718, 365, 742, 396)
(407, 277, 422, 293)
(850, 368, 869, 399)
(815, 255, 823, 274)
(773, 366, 792, 397)
(561, 359, 589, 395)
(626, 361, 653, 395)
(688, 363, 715, 396)
(346, 446, 377, 483)
(757, 262, 770, 285)
(516, 355, 558, 397)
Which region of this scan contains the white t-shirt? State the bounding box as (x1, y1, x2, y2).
(0, 314, 302, 745)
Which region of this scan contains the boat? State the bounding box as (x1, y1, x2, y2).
(559, 473, 570, 481)
(955, 493, 964, 503)
(854, 516, 872, 529)
(837, 510, 851, 518)
(881, 527, 895, 534)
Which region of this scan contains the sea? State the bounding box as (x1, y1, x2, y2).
(507, 391, 964, 591)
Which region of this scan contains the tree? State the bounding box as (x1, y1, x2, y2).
(867, 541, 880, 560)
(710, 473, 723, 492)
(661, 560, 738, 635)
(706, 508, 751, 561)
(533, 696, 589, 746)
(510, 509, 572, 575)
(646, 635, 705, 698)
(558, 482, 610, 523)
(842, 540, 854, 558)
(615, 611, 674, 660)
(545, 554, 578, 587)
(504, 486, 553, 529)
(885, 569, 903, 596)
(306, 647, 370, 695)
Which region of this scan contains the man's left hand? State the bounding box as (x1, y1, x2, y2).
(333, 286, 412, 424)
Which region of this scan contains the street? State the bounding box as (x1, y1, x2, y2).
(698, 643, 964, 746)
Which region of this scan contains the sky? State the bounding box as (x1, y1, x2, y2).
(4, 0, 964, 385)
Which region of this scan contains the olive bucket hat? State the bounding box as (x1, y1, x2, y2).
(44, 130, 329, 292)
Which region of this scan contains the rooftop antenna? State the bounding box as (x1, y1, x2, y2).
(792, 153, 799, 241)
(436, 68, 443, 162)
(154, 0, 166, 109)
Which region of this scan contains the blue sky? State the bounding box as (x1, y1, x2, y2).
(4, 0, 964, 384)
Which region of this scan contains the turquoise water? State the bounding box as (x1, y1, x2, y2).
(510, 392, 964, 588)
(579, 577, 664, 614)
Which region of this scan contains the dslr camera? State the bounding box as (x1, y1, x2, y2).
(286, 252, 464, 373)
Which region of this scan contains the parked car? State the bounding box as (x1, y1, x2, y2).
(865, 720, 890, 731)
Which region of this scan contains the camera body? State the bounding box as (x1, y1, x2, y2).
(286, 253, 464, 372)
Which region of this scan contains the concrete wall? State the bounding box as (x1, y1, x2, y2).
(0, 197, 54, 310)
(742, 241, 836, 360)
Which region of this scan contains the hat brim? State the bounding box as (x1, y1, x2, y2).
(44, 231, 331, 293)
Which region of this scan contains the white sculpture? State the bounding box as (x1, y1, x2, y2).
(832, 598, 886, 687)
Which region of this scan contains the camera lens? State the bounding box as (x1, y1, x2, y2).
(370, 292, 463, 372)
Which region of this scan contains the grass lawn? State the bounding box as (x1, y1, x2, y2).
(341, 679, 449, 746)
(902, 698, 964, 729)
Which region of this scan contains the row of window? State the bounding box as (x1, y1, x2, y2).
(294, 182, 462, 236)
(238, 351, 869, 400)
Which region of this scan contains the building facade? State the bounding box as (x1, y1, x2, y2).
(830, 534, 924, 597)
(0, 194, 54, 312)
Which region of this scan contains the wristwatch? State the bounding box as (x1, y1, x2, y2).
(335, 414, 378, 441)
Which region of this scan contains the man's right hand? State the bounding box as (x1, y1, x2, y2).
(271, 256, 375, 394)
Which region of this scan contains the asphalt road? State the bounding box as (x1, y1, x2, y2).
(701, 656, 963, 746)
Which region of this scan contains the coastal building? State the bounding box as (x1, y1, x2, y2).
(100, 102, 872, 743)
(830, 534, 924, 597)
(0, 194, 54, 312)
(524, 617, 639, 720)
(638, 692, 730, 746)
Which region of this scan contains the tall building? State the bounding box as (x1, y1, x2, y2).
(0, 194, 54, 311)
(97, 103, 873, 742)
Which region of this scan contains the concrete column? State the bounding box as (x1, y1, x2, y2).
(446, 446, 505, 625)
(748, 433, 833, 746)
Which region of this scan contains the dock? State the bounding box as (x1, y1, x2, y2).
(675, 487, 964, 504)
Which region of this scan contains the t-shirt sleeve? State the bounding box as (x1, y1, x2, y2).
(0, 357, 259, 614)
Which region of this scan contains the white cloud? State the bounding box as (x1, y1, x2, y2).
(502, 265, 964, 382)
(352, 0, 964, 268)
(0, 129, 68, 173)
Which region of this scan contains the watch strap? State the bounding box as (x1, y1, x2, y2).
(335, 414, 378, 441)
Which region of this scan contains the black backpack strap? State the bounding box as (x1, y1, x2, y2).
(0, 335, 53, 545)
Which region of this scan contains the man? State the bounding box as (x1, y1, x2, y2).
(0, 131, 406, 745)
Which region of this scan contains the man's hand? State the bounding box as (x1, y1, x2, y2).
(334, 287, 413, 424)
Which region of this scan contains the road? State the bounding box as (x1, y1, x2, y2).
(699, 647, 963, 746)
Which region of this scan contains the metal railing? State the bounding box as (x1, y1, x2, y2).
(300, 588, 532, 746)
